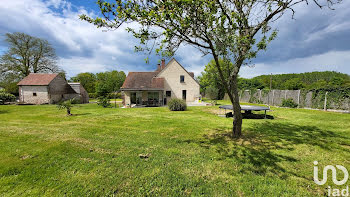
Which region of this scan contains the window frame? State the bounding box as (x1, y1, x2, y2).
(180, 75, 185, 83)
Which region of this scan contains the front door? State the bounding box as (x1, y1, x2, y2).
(182, 90, 187, 100)
(131, 92, 136, 104)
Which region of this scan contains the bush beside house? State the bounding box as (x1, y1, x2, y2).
(168, 98, 187, 111)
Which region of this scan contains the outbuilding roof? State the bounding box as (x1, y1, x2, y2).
(17, 73, 59, 86)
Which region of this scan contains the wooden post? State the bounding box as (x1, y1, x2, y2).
(272, 90, 275, 106)
(324, 92, 328, 111)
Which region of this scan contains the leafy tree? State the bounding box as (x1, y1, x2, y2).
(0, 89, 16, 105)
(97, 97, 112, 108)
(254, 71, 349, 90)
(95, 70, 126, 97)
(0, 32, 62, 78)
(81, 0, 339, 137)
(57, 99, 75, 116)
(0, 73, 19, 95)
(329, 77, 345, 87)
(307, 79, 328, 90)
(69, 72, 97, 93)
(205, 86, 219, 100)
(283, 78, 305, 90)
(238, 78, 265, 90)
(198, 59, 233, 99)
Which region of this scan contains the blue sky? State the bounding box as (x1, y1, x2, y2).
(1, 0, 350, 79)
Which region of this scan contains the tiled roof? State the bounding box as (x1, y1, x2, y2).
(121, 72, 164, 90)
(17, 73, 59, 86)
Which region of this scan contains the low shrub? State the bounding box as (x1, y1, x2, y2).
(0, 90, 16, 105)
(281, 98, 298, 108)
(168, 98, 187, 111)
(88, 93, 97, 99)
(57, 99, 75, 116)
(97, 97, 111, 108)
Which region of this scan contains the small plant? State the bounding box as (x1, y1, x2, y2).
(97, 97, 111, 108)
(168, 98, 187, 111)
(57, 99, 75, 116)
(281, 98, 298, 108)
(0, 90, 16, 105)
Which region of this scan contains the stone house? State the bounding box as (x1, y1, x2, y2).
(17, 73, 89, 104)
(121, 58, 200, 107)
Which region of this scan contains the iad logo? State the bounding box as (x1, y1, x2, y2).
(313, 161, 349, 196)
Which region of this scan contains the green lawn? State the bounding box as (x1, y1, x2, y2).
(0, 103, 349, 196)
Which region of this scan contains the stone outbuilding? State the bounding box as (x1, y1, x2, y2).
(17, 73, 89, 104)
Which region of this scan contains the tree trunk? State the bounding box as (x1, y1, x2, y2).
(231, 76, 242, 137)
(211, 53, 243, 138)
(67, 108, 71, 116)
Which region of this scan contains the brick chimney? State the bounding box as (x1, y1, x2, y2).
(156, 64, 161, 71)
(161, 59, 165, 70)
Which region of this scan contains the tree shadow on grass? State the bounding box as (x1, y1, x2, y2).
(182, 122, 350, 179)
(0, 109, 8, 114)
(72, 113, 91, 116)
(243, 113, 274, 119)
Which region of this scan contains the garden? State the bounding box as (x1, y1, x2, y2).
(0, 102, 349, 196)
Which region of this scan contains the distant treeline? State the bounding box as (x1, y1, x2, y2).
(240, 71, 350, 90)
(68, 70, 126, 98)
(199, 63, 350, 100)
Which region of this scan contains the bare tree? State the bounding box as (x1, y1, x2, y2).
(0, 32, 62, 78)
(81, 0, 341, 137)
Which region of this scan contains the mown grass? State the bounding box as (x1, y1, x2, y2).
(0, 103, 349, 196)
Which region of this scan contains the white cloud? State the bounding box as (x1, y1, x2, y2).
(0, 0, 143, 77)
(0, 0, 349, 79)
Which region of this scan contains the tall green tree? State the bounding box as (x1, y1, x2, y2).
(81, 0, 340, 137)
(69, 72, 97, 93)
(198, 59, 233, 99)
(95, 70, 126, 96)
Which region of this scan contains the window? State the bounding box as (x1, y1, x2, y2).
(33, 93, 37, 96)
(148, 92, 159, 101)
(180, 75, 185, 83)
(166, 91, 171, 97)
(182, 90, 187, 100)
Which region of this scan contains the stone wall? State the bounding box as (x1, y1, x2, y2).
(19, 86, 50, 104)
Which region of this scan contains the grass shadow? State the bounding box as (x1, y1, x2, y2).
(0, 110, 9, 114)
(182, 121, 350, 179)
(72, 113, 92, 116)
(243, 113, 274, 119)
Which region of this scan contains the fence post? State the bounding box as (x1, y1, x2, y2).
(259, 89, 262, 103)
(284, 90, 287, 100)
(272, 90, 275, 106)
(297, 90, 301, 108)
(324, 92, 328, 111)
